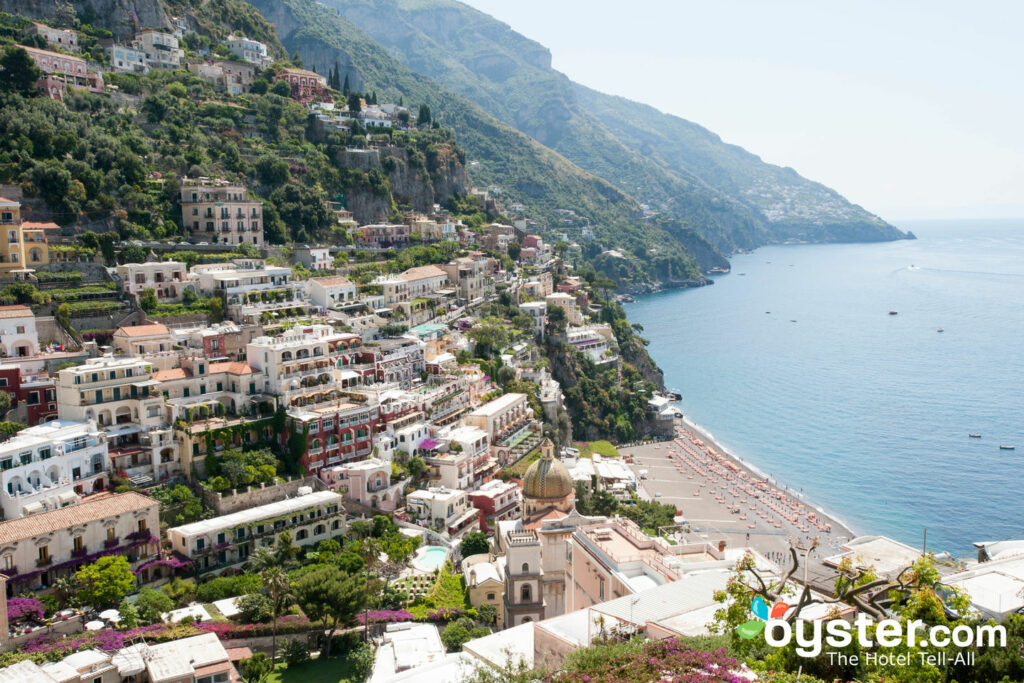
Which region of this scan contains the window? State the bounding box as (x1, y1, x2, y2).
(0, 554, 11, 571)
(598, 577, 605, 601)
(486, 592, 495, 601)
(138, 519, 147, 534)
(15, 326, 23, 334)
(107, 528, 116, 543)
(38, 546, 49, 563)
(38, 447, 50, 460)
(73, 536, 83, 552)
(521, 562, 529, 574)
(520, 584, 531, 602)
(0, 378, 6, 387)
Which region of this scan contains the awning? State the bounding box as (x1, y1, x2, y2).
(106, 424, 142, 436)
(58, 491, 79, 504)
(22, 501, 44, 515)
(131, 380, 161, 388)
(448, 507, 479, 529)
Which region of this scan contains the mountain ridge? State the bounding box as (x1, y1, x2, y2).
(320, 0, 910, 250)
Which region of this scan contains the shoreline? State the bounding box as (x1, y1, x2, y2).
(620, 418, 856, 562)
(675, 415, 858, 541)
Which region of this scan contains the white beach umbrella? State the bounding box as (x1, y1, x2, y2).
(98, 609, 120, 620)
(85, 620, 105, 631)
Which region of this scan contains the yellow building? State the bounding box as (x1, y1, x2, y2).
(0, 199, 48, 280)
(463, 553, 506, 628)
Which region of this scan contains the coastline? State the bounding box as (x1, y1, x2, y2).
(676, 415, 857, 541)
(621, 416, 856, 562)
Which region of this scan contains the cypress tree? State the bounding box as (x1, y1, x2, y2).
(342, 73, 350, 96)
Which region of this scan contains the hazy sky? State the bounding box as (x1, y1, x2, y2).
(460, 1, 1024, 220)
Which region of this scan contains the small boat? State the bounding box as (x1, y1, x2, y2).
(937, 328, 944, 333)
(969, 433, 981, 438)
(1000, 445, 1015, 450)
(889, 311, 898, 315)
(738, 273, 746, 276)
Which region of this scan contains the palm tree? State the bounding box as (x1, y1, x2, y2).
(263, 568, 294, 664)
(246, 545, 281, 574)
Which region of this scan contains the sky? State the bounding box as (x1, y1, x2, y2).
(459, 1, 1024, 221)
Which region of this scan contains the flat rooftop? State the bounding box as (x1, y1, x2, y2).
(169, 490, 341, 536)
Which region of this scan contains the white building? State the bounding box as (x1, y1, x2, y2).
(246, 325, 363, 398)
(115, 261, 189, 302)
(55, 357, 178, 484)
(294, 246, 333, 272)
(566, 326, 614, 364)
(167, 489, 345, 574)
(133, 30, 183, 69)
(464, 393, 531, 443)
(225, 34, 272, 68)
(405, 486, 474, 533)
(107, 44, 148, 74)
(307, 275, 357, 309)
(518, 301, 547, 336)
(0, 305, 39, 358)
(0, 420, 109, 520)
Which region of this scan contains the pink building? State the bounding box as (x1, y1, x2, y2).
(22, 46, 104, 101)
(275, 68, 330, 104)
(321, 457, 403, 510)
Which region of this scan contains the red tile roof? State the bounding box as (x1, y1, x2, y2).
(208, 362, 253, 375)
(0, 492, 156, 546)
(0, 305, 33, 320)
(152, 368, 187, 382)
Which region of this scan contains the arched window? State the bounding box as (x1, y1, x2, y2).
(521, 562, 529, 573)
(486, 593, 495, 601)
(520, 585, 531, 602)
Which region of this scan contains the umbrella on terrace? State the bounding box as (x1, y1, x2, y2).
(85, 620, 105, 631)
(98, 609, 120, 621)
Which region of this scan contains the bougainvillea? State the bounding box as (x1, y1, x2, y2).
(546, 639, 751, 683)
(7, 598, 44, 621)
(356, 609, 414, 624)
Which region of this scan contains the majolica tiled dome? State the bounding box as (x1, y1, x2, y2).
(522, 438, 573, 501)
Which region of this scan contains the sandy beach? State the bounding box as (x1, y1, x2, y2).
(620, 418, 855, 564)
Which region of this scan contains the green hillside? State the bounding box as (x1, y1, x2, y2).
(319, 0, 909, 249)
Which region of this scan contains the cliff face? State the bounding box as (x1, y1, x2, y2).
(0, 0, 168, 39)
(334, 143, 470, 224)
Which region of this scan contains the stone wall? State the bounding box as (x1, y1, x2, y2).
(202, 475, 330, 516)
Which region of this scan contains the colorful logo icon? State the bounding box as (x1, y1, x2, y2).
(737, 596, 789, 639)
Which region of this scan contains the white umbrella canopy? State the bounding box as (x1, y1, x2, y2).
(85, 620, 105, 631)
(98, 609, 120, 620)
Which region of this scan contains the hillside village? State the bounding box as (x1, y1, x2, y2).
(0, 7, 1014, 683)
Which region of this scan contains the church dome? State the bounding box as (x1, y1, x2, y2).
(522, 439, 573, 501)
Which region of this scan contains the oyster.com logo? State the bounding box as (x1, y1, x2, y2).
(737, 596, 788, 639)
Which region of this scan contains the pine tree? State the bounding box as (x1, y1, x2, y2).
(342, 73, 350, 96)
(417, 104, 431, 126)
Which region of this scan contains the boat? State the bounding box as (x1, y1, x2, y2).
(969, 433, 981, 438)
(1000, 445, 1015, 450)
(666, 390, 682, 401)
(937, 328, 944, 333)
(889, 311, 898, 315)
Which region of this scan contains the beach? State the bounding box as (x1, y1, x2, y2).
(620, 418, 855, 563)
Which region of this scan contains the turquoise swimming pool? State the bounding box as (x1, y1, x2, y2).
(412, 546, 449, 571)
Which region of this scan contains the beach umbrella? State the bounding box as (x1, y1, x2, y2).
(99, 609, 120, 621)
(85, 620, 105, 631)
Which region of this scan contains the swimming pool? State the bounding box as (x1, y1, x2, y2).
(411, 546, 449, 572)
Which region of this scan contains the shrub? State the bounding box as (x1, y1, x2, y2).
(236, 592, 272, 623)
(283, 639, 310, 666)
(196, 574, 262, 603)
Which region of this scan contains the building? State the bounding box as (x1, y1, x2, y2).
(274, 68, 329, 104)
(0, 420, 109, 520)
(153, 356, 262, 425)
(361, 337, 426, 388)
(371, 622, 447, 680)
(405, 487, 476, 535)
(293, 246, 333, 272)
(180, 178, 263, 246)
(464, 553, 506, 628)
(566, 326, 615, 364)
(320, 457, 402, 510)
(399, 265, 450, 300)
(0, 632, 239, 683)
(21, 46, 104, 101)
(167, 489, 344, 574)
(115, 260, 188, 302)
(0, 199, 48, 280)
(0, 364, 57, 425)
(307, 275, 357, 310)
(111, 324, 175, 357)
(55, 357, 178, 485)
(545, 292, 583, 326)
(188, 59, 255, 95)
(226, 34, 272, 68)
(441, 253, 494, 303)
(133, 30, 183, 69)
(0, 491, 159, 594)
(0, 305, 39, 357)
(519, 301, 547, 336)
(24, 22, 79, 51)
(469, 479, 521, 532)
(355, 223, 410, 250)
(246, 325, 363, 398)
(285, 400, 380, 473)
(464, 393, 531, 444)
(107, 43, 148, 73)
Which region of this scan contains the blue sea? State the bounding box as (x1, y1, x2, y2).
(625, 220, 1024, 556)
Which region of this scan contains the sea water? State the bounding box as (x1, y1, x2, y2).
(626, 219, 1024, 556)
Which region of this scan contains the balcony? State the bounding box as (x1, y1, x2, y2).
(104, 538, 120, 549)
(71, 547, 88, 558)
(36, 556, 53, 568)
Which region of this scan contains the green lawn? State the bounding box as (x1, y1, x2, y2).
(267, 656, 360, 683)
(578, 440, 620, 458)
